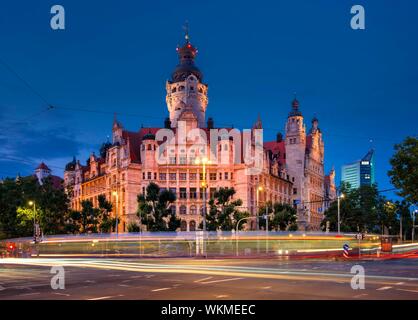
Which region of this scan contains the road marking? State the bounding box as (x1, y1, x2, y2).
(261, 286, 272, 289)
(200, 277, 243, 285)
(118, 284, 131, 287)
(353, 293, 368, 298)
(130, 275, 142, 279)
(88, 295, 123, 300)
(396, 288, 418, 293)
(151, 287, 171, 292)
(376, 286, 392, 291)
(215, 294, 230, 298)
(53, 292, 70, 297)
(19, 292, 40, 296)
(395, 282, 405, 285)
(194, 276, 213, 283)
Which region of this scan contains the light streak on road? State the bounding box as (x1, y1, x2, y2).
(2, 258, 418, 286)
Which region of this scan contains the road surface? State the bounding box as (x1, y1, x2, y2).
(1, 257, 418, 299)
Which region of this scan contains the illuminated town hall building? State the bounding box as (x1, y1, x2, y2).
(64, 33, 336, 232)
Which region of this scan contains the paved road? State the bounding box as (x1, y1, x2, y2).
(1, 258, 418, 299)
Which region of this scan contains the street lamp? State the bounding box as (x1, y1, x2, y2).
(337, 192, 345, 234)
(256, 185, 263, 231)
(112, 191, 119, 238)
(235, 216, 254, 256)
(28, 201, 37, 243)
(195, 157, 210, 233)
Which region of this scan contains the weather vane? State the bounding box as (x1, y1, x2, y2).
(183, 20, 190, 42)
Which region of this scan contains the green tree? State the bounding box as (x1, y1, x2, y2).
(127, 222, 140, 232)
(321, 182, 392, 233)
(396, 200, 414, 240)
(78, 200, 100, 233)
(64, 210, 82, 234)
(259, 202, 298, 231)
(136, 182, 179, 231)
(97, 194, 114, 233)
(0, 175, 70, 238)
(201, 187, 248, 231)
(388, 136, 418, 206)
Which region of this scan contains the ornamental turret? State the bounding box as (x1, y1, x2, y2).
(166, 25, 208, 128)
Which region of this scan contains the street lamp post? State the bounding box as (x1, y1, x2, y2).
(337, 192, 345, 234)
(235, 216, 254, 256)
(195, 157, 210, 232)
(112, 191, 119, 238)
(256, 185, 263, 231)
(265, 205, 269, 254)
(28, 201, 37, 243)
(196, 157, 210, 258)
(413, 210, 417, 242)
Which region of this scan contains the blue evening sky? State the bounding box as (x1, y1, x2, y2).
(0, 0, 417, 200)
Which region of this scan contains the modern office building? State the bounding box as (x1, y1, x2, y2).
(341, 149, 375, 189)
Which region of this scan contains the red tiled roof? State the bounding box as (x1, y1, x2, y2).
(264, 140, 286, 165)
(50, 175, 63, 189)
(36, 162, 50, 171)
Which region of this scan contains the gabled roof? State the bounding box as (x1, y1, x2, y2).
(36, 162, 51, 171)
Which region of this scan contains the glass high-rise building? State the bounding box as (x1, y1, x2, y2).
(341, 149, 375, 189)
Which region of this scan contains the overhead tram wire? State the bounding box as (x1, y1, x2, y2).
(0, 57, 51, 108)
(0, 56, 56, 131)
(0, 56, 401, 143)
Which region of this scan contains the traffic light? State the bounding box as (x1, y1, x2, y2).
(6, 242, 16, 252)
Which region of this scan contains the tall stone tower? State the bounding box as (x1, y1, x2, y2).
(166, 29, 208, 128)
(285, 97, 307, 227)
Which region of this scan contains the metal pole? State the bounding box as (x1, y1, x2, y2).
(33, 202, 37, 243)
(265, 206, 268, 254)
(337, 195, 341, 234)
(236, 217, 251, 256)
(256, 186, 260, 231)
(413, 211, 416, 242)
(202, 160, 207, 258)
(399, 212, 403, 243)
(115, 193, 119, 238)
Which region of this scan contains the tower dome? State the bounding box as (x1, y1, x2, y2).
(171, 41, 203, 82)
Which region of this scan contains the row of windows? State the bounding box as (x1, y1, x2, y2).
(142, 187, 217, 200)
(142, 171, 234, 181)
(171, 205, 204, 215)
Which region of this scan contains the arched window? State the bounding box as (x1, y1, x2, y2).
(172, 87, 177, 93)
(189, 220, 196, 231)
(190, 205, 197, 215)
(180, 205, 187, 215)
(179, 85, 185, 92)
(180, 220, 187, 231)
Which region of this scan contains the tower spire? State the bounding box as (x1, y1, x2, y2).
(183, 20, 190, 43)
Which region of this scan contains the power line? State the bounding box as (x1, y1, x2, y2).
(0, 57, 51, 107)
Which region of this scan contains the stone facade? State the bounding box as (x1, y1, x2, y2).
(63, 35, 335, 232)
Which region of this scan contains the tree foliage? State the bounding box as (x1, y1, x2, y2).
(322, 182, 411, 236)
(0, 175, 70, 239)
(258, 202, 298, 231)
(202, 187, 249, 231)
(136, 182, 179, 231)
(388, 136, 418, 205)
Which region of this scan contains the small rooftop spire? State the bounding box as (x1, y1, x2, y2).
(183, 20, 190, 43)
(289, 93, 302, 117)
